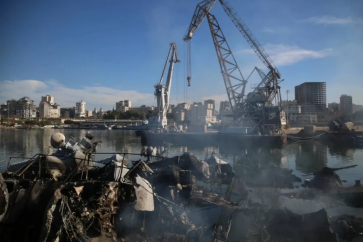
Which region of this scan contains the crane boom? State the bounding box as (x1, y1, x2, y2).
(206, 12, 246, 121)
(149, 43, 180, 130)
(183, 0, 217, 41)
(219, 0, 280, 78)
(183, 0, 285, 130)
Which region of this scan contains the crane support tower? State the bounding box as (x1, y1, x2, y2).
(148, 43, 180, 130)
(184, 0, 286, 133)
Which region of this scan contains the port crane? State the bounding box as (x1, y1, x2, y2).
(184, 0, 284, 132)
(148, 43, 180, 130)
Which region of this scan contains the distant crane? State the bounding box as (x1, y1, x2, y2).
(286, 90, 290, 101)
(148, 43, 180, 130)
(184, 0, 284, 132)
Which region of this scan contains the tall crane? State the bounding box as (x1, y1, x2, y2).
(184, 0, 284, 131)
(148, 43, 180, 130)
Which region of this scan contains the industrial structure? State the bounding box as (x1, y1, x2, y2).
(148, 43, 180, 130)
(183, 0, 284, 134)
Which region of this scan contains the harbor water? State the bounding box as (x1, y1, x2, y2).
(1, 129, 363, 187)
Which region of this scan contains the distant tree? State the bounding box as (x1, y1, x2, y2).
(146, 110, 158, 119)
(25, 120, 37, 125)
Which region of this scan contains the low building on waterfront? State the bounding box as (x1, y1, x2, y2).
(130, 105, 154, 114)
(289, 114, 318, 124)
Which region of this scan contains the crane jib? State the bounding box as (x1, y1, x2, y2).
(183, 0, 283, 129)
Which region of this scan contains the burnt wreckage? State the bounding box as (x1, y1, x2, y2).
(0, 132, 241, 241)
(0, 133, 362, 242)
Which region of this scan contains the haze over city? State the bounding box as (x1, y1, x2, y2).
(1, 0, 362, 109)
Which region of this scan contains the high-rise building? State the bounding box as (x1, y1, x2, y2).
(204, 99, 216, 117)
(10, 97, 37, 119)
(6, 99, 17, 118)
(328, 102, 339, 114)
(116, 100, 132, 112)
(295, 82, 326, 113)
(219, 100, 230, 114)
(204, 99, 215, 110)
(340, 95, 353, 115)
(75, 100, 86, 118)
(39, 102, 50, 118)
(39, 95, 60, 118)
(124, 100, 131, 107)
(60, 108, 75, 119)
(41, 95, 54, 105)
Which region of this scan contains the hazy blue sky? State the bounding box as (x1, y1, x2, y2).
(0, 0, 362, 109)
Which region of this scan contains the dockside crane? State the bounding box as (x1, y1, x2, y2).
(148, 43, 180, 130)
(184, 0, 284, 131)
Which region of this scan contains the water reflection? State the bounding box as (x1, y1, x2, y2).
(328, 143, 356, 160)
(1, 130, 363, 182)
(293, 141, 328, 173)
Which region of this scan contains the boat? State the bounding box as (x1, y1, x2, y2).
(135, 130, 145, 136)
(96, 123, 112, 130)
(119, 123, 149, 131)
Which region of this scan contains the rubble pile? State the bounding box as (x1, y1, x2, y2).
(1, 132, 363, 242)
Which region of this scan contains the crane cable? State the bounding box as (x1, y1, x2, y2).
(186, 40, 191, 103)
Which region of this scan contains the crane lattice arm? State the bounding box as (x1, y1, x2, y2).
(183, 0, 217, 41)
(206, 12, 246, 121)
(219, 0, 280, 79)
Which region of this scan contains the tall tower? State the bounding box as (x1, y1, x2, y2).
(76, 100, 86, 118)
(340, 95, 353, 115)
(295, 82, 326, 113)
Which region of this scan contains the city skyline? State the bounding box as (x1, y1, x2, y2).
(1, 0, 362, 109)
(1, 90, 361, 112)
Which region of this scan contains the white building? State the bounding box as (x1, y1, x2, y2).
(41, 95, 54, 105)
(289, 114, 317, 124)
(86, 110, 93, 117)
(130, 105, 154, 113)
(75, 100, 86, 118)
(280, 100, 301, 114)
(116, 100, 132, 112)
(220, 110, 234, 125)
(39, 95, 60, 118)
(49, 104, 60, 118)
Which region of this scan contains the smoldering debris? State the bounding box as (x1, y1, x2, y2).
(1, 133, 363, 242)
(330, 215, 363, 241)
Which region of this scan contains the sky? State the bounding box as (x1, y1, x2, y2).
(0, 0, 362, 110)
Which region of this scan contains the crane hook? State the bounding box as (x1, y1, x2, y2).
(187, 76, 191, 87)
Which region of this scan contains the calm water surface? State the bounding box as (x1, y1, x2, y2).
(1, 129, 363, 186)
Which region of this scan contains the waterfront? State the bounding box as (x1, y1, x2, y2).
(1, 129, 363, 186)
